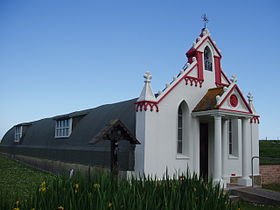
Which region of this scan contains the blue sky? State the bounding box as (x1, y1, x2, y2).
(0, 0, 279, 140)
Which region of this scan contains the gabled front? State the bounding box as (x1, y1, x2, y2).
(186, 28, 230, 87)
(217, 84, 253, 114)
(135, 27, 260, 187)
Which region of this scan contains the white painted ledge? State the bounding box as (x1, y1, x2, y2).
(176, 154, 190, 160)
(228, 154, 239, 159)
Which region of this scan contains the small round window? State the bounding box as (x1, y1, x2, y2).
(230, 94, 238, 107)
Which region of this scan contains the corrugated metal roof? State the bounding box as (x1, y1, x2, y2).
(1, 98, 137, 149)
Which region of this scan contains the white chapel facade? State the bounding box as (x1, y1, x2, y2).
(134, 28, 260, 186)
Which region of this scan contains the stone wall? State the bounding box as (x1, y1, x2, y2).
(0, 153, 130, 179)
(260, 165, 280, 184)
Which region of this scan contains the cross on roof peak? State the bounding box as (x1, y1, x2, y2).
(201, 14, 209, 28)
(144, 71, 152, 83)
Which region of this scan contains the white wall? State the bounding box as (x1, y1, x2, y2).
(251, 122, 260, 175)
(222, 119, 242, 183)
(135, 38, 259, 181)
(135, 56, 219, 178)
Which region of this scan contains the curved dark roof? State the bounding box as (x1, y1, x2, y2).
(1, 98, 137, 149)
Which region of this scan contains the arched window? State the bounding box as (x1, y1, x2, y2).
(177, 101, 189, 155)
(204, 46, 212, 71)
(177, 106, 183, 154)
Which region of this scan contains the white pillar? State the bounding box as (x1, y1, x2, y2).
(238, 118, 252, 186)
(222, 120, 230, 184)
(213, 115, 223, 185)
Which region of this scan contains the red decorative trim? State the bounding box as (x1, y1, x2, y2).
(157, 73, 188, 104)
(187, 35, 222, 58)
(208, 37, 222, 58)
(221, 70, 231, 84)
(158, 79, 183, 103)
(135, 100, 159, 112)
(157, 65, 203, 104)
(217, 84, 253, 114)
(218, 108, 251, 115)
(185, 63, 198, 76)
(250, 116, 260, 124)
(184, 76, 204, 87)
(156, 32, 224, 105)
(214, 56, 221, 85)
(215, 82, 229, 87)
(196, 51, 204, 80)
(185, 35, 222, 87)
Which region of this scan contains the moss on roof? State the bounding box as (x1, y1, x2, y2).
(193, 87, 224, 112)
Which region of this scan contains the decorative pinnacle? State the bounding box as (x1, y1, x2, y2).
(230, 75, 237, 83)
(216, 95, 221, 104)
(144, 71, 152, 83)
(223, 87, 228, 92)
(247, 92, 254, 102)
(201, 13, 209, 28)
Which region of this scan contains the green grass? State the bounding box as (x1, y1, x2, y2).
(259, 140, 280, 165)
(237, 201, 280, 210)
(262, 184, 280, 193)
(0, 156, 233, 210)
(0, 155, 279, 210)
(1, 171, 234, 210)
(0, 156, 55, 200)
(1, 152, 280, 210)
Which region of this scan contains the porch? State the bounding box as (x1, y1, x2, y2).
(193, 109, 254, 187)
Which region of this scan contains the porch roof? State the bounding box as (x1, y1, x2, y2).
(192, 87, 254, 118)
(193, 87, 224, 112)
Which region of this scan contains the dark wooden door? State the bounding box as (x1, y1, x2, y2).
(200, 123, 208, 179)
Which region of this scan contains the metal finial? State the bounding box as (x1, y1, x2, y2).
(230, 75, 237, 83)
(144, 71, 152, 83)
(247, 92, 254, 102)
(201, 14, 209, 28)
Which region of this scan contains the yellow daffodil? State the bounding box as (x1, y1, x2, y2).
(39, 187, 47, 192)
(73, 184, 79, 189)
(57, 206, 64, 210)
(40, 181, 47, 186)
(15, 201, 20, 205)
(93, 183, 100, 189)
(108, 202, 113, 208)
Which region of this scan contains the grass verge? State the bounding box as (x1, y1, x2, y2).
(237, 200, 280, 210)
(259, 140, 280, 165)
(1, 155, 280, 210)
(262, 184, 280, 193)
(0, 155, 55, 200)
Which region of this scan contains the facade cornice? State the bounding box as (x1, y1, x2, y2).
(192, 109, 254, 118)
